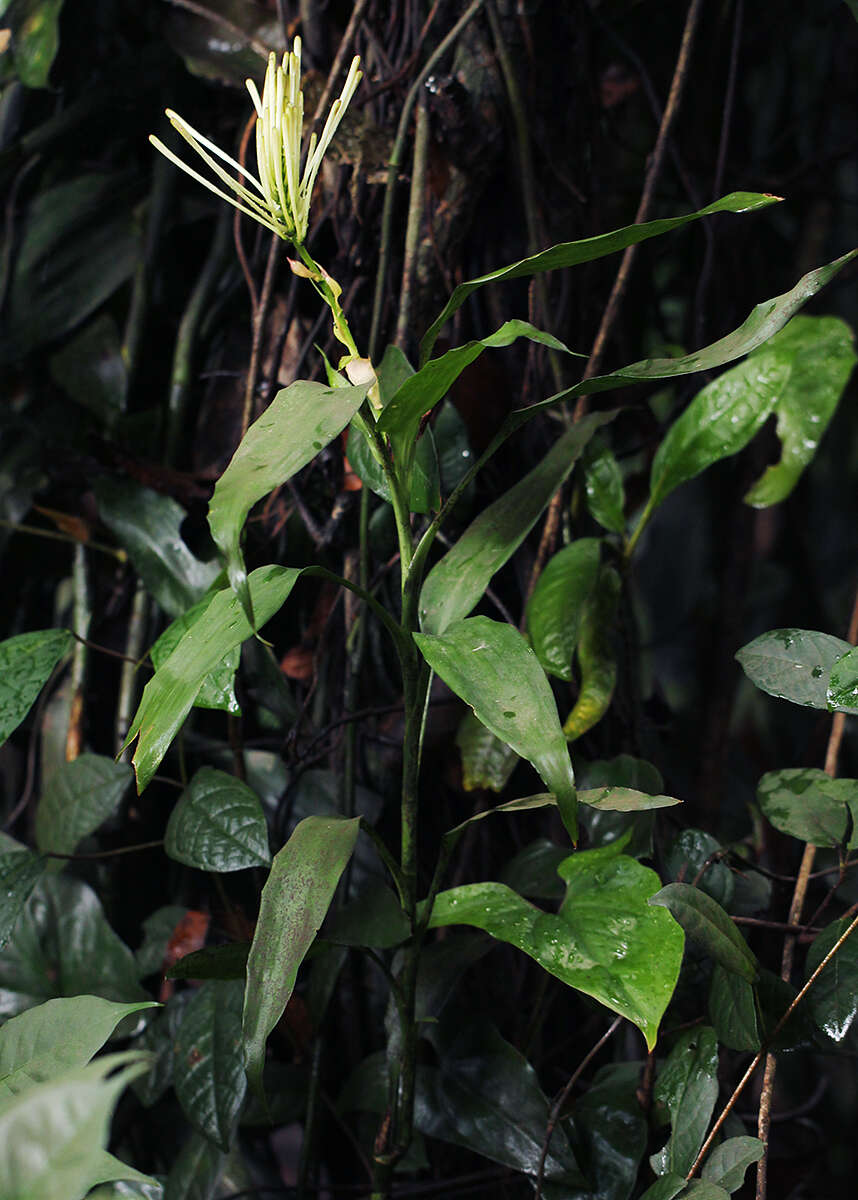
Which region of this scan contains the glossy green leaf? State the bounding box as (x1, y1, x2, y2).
(163, 1129, 225, 1200)
(416, 1021, 585, 1184)
(35, 754, 132, 860)
(579, 786, 681, 812)
(133, 993, 192, 1108)
(0, 849, 46, 951)
(0, 628, 72, 748)
(96, 478, 219, 619)
(124, 565, 303, 792)
(165, 767, 270, 872)
(83, 1150, 162, 1193)
(708, 965, 760, 1052)
(0, 1053, 149, 1200)
(242, 815, 360, 1095)
(166, 943, 251, 982)
(757, 768, 855, 847)
(805, 917, 858, 1041)
(415, 616, 577, 840)
(527, 538, 601, 680)
(736, 627, 851, 709)
(0, 873, 146, 1016)
(649, 884, 758, 980)
(207, 379, 369, 624)
(323, 884, 410, 948)
(743, 316, 856, 505)
(150, 596, 239, 715)
(701, 1136, 764, 1191)
(347, 416, 440, 512)
(420, 413, 612, 635)
(584, 440, 626, 534)
(426, 839, 684, 1049)
(3, 0, 65, 87)
(678, 1185, 730, 1199)
(508, 251, 857, 436)
(455, 709, 520, 792)
(174, 980, 246, 1150)
(0, 173, 140, 363)
(563, 565, 620, 740)
(639, 1174, 687, 1200)
(379, 320, 578, 468)
(666, 829, 733, 908)
(565, 1062, 648, 1200)
(420, 193, 781, 362)
(500, 839, 568, 900)
(48, 313, 127, 424)
(0, 995, 156, 1105)
(434, 399, 474, 496)
(580, 754, 665, 794)
(828, 645, 858, 714)
(650, 1027, 719, 1177)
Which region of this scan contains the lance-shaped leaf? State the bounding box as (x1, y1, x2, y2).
(420, 193, 781, 362)
(584, 440, 626, 533)
(443, 789, 680, 842)
(165, 767, 271, 872)
(420, 413, 612, 636)
(35, 754, 132, 861)
(743, 315, 856, 506)
(242, 815, 360, 1095)
(150, 594, 239, 714)
(174, 980, 246, 1150)
(208, 379, 369, 624)
(737, 627, 852, 710)
(96, 479, 219, 619)
(422, 415, 612, 638)
(649, 883, 758, 980)
(650, 1027, 719, 1178)
(378, 320, 578, 470)
(0, 628, 72, 748)
(526, 538, 601, 680)
(425, 839, 684, 1049)
(123, 565, 303, 792)
(415, 617, 578, 841)
(563, 564, 621, 740)
(0, 996, 157, 1105)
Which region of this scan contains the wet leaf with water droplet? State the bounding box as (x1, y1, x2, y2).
(165, 767, 270, 872)
(757, 767, 857, 847)
(0, 628, 73, 749)
(526, 538, 601, 681)
(736, 627, 852, 709)
(649, 1027, 718, 1177)
(805, 916, 858, 1041)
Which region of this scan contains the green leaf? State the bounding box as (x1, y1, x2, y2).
(805, 917, 858, 1041)
(828, 646, 858, 714)
(419, 413, 612, 635)
(35, 754, 132, 860)
(565, 1062, 648, 1200)
(379, 320, 578, 470)
(415, 616, 578, 841)
(666, 829, 733, 907)
(0, 1053, 149, 1200)
(583, 440, 626, 534)
(650, 1027, 719, 1177)
(578, 787, 681, 812)
(415, 1021, 585, 1184)
(0, 173, 140, 363)
(649, 884, 758, 981)
(4, 0, 65, 87)
(0, 849, 46, 951)
(736, 628, 852, 709)
(150, 595, 239, 715)
(757, 768, 856, 847)
(0, 996, 156, 1105)
(455, 710, 520, 792)
(708, 965, 760, 1052)
(96, 478, 220, 619)
(163, 1130, 225, 1200)
(165, 767, 270, 872)
(124, 565, 304, 792)
(420, 193, 781, 363)
(563, 565, 621, 741)
(0, 628, 72, 748)
(701, 1136, 765, 1191)
(742, 316, 856, 506)
(347, 416, 440, 512)
(174, 980, 246, 1151)
(526, 538, 601, 680)
(84, 1150, 162, 1193)
(678, 1185, 730, 1199)
(133, 993, 192, 1108)
(0, 874, 146, 1014)
(207, 379, 369, 624)
(500, 839, 568, 900)
(639, 1174, 687, 1200)
(647, 313, 856, 512)
(323, 884, 410, 948)
(166, 943, 251, 982)
(242, 815, 360, 1095)
(426, 840, 684, 1050)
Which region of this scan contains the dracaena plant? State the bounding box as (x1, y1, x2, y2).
(2, 13, 858, 1200)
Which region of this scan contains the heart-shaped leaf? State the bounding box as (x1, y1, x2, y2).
(165, 767, 270, 871)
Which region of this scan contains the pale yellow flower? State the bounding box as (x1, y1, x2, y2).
(150, 37, 361, 245)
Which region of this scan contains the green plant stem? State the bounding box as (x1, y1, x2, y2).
(368, 0, 486, 360)
(625, 494, 656, 559)
(115, 583, 149, 760)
